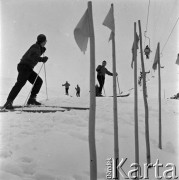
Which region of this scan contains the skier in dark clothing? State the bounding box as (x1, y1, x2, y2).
(75, 84, 80, 97)
(96, 60, 118, 96)
(144, 45, 151, 59)
(62, 81, 70, 95)
(2, 34, 48, 109)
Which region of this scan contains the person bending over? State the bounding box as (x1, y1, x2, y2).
(2, 34, 48, 109)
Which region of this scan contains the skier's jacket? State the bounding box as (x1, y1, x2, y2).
(96, 65, 113, 77)
(75, 86, 80, 92)
(62, 82, 70, 88)
(144, 47, 151, 54)
(19, 43, 45, 69)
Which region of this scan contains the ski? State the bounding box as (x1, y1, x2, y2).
(110, 93, 130, 97)
(0, 105, 89, 109)
(96, 93, 130, 97)
(0, 104, 43, 109)
(0, 109, 11, 113)
(0, 108, 65, 113)
(17, 109, 65, 113)
(0, 105, 89, 113)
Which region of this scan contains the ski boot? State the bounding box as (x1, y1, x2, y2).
(27, 96, 41, 105)
(2, 100, 13, 110)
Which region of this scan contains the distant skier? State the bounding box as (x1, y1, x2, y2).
(62, 81, 70, 95)
(2, 34, 48, 109)
(75, 84, 80, 97)
(170, 93, 179, 99)
(96, 60, 118, 96)
(144, 45, 152, 59)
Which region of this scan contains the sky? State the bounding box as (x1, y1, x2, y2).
(0, 0, 179, 99)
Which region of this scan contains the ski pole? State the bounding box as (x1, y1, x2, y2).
(20, 63, 44, 113)
(43, 63, 49, 100)
(103, 87, 106, 96)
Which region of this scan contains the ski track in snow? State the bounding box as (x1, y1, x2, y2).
(0, 96, 178, 179)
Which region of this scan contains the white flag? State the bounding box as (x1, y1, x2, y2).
(74, 9, 90, 54)
(152, 43, 160, 70)
(103, 5, 115, 32)
(176, 54, 179, 65)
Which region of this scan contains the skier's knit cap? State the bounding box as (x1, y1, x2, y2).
(37, 34, 46, 44)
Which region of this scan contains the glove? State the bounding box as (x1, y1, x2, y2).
(41, 56, 48, 63)
(41, 47, 46, 54)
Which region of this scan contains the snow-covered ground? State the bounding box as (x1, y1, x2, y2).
(0, 85, 179, 179)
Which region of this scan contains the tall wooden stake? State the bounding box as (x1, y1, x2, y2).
(111, 8, 119, 178)
(134, 22, 139, 180)
(158, 42, 162, 149)
(88, 2, 97, 179)
(138, 20, 151, 163)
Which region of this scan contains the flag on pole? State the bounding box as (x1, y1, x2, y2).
(74, 9, 90, 54)
(176, 54, 179, 65)
(103, 5, 119, 179)
(152, 43, 160, 70)
(131, 32, 139, 68)
(103, 5, 115, 41)
(75, 3, 97, 179)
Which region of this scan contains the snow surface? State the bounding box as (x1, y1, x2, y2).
(0, 93, 179, 179)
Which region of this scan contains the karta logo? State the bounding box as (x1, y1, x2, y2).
(106, 158, 178, 179)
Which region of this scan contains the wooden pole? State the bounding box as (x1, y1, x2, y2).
(111, 4, 119, 179)
(111, 22, 119, 180)
(138, 20, 151, 164)
(134, 22, 139, 180)
(88, 2, 97, 179)
(158, 42, 162, 149)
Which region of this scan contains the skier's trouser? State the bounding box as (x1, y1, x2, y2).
(76, 91, 80, 97)
(65, 88, 69, 95)
(7, 64, 43, 102)
(145, 53, 149, 59)
(97, 75, 105, 94)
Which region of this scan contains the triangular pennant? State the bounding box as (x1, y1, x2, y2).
(103, 5, 115, 32)
(152, 43, 160, 70)
(131, 33, 139, 68)
(74, 9, 90, 54)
